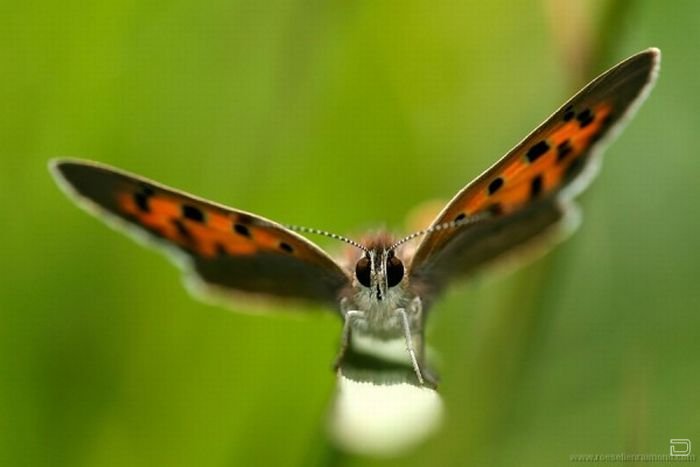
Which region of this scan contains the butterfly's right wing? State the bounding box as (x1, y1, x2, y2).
(51, 160, 352, 309)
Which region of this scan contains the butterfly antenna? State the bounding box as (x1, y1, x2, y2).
(388, 212, 489, 251)
(285, 225, 368, 253)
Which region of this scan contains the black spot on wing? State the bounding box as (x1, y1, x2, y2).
(577, 108, 594, 128)
(133, 192, 150, 212)
(530, 175, 543, 199)
(233, 223, 251, 237)
(182, 204, 205, 223)
(526, 140, 550, 163)
(132, 184, 155, 213)
(563, 105, 575, 122)
(454, 213, 466, 222)
(488, 177, 504, 195)
(557, 140, 573, 162)
(279, 242, 294, 253)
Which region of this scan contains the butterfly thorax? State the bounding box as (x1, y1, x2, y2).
(349, 284, 419, 340)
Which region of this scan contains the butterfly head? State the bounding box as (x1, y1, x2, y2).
(353, 236, 405, 302)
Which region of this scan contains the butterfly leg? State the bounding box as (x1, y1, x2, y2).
(408, 298, 438, 387)
(334, 298, 365, 371)
(410, 296, 425, 358)
(396, 307, 425, 386)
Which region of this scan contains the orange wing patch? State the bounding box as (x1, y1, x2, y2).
(456, 102, 612, 219)
(117, 189, 293, 258)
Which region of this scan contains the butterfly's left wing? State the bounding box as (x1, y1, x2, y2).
(409, 48, 660, 295)
(51, 160, 352, 309)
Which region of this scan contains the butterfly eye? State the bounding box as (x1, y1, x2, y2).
(386, 255, 404, 288)
(355, 257, 371, 287)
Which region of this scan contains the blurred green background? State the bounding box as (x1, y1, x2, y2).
(2, 1, 698, 466)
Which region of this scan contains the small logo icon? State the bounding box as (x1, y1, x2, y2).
(670, 439, 691, 457)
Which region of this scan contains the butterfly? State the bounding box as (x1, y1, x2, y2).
(51, 48, 659, 388)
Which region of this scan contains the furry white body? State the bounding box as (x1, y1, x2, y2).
(346, 284, 421, 340)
